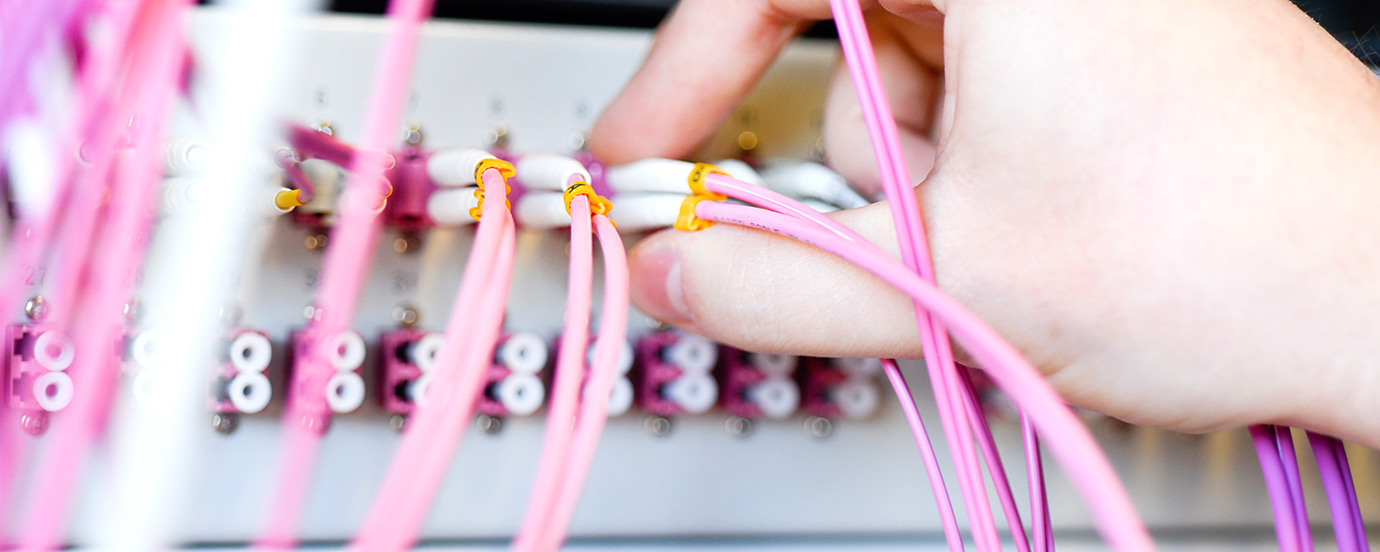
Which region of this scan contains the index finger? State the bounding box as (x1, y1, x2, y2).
(589, 0, 832, 165)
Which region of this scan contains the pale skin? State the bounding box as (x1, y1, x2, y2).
(589, 0, 1380, 448)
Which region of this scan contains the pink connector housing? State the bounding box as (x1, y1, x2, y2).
(5, 325, 76, 413)
(382, 145, 435, 231)
(634, 331, 688, 416)
(717, 347, 763, 418)
(799, 357, 848, 419)
(475, 364, 514, 417)
(378, 328, 428, 416)
(475, 332, 548, 417)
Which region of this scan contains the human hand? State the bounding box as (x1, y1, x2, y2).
(590, 0, 1380, 446)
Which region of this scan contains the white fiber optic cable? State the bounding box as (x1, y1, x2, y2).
(712, 158, 765, 187)
(427, 148, 501, 186)
(516, 152, 591, 190)
(97, 1, 312, 549)
(426, 186, 481, 227)
(515, 192, 572, 230)
(760, 161, 870, 210)
(605, 158, 696, 194)
(605, 193, 684, 232)
(163, 138, 209, 177)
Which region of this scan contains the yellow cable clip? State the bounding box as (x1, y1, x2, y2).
(275, 188, 307, 210)
(564, 181, 615, 226)
(469, 158, 516, 220)
(675, 163, 728, 232)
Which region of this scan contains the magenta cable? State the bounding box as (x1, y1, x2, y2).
(827, 1, 1000, 546)
(1022, 415, 1054, 552)
(1332, 439, 1369, 552)
(1251, 425, 1303, 552)
(882, 359, 965, 552)
(365, 217, 517, 552)
(18, 2, 189, 546)
(533, 212, 629, 552)
(1307, 432, 1366, 552)
(958, 368, 1032, 552)
(0, 0, 83, 132)
(350, 167, 515, 552)
(0, 0, 143, 535)
(511, 193, 596, 552)
(707, 173, 1009, 551)
(696, 201, 1152, 552)
(1276, 427, 1316, 552)
(256, 0, 434, 546)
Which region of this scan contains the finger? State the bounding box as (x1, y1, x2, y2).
(823, 12, 943, 198)
(588, 0, 824, 165)
(628, 201, 928, 358)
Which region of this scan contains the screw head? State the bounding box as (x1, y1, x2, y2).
(389, 414, 408, 433)
(805, 416, 833, 439)
(404, 123, 424, 146)
(20, 411, 48, 436)
(483, 123, 509, 149)
(316, 117, 334, 136)
(644, 415, 673, 437)
(24, 296, 47, 321)
(725, 415, 753, 438)
(476, 414, 503, 435)
(392, 305, 420, 327)
(302, 305, 318, 321)
(567, 131, 588, 152)
(305, 233, 329, 250)
(392, 233, 421, 254)
(212, 412, 240, 435)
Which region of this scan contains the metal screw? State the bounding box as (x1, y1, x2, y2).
(736, 130, 759, 151)
(392, 305, 420, 327)
(123, 298, 140, 323)
(811, 136, 827, 163)
(305, 233, 329, 250)
(644, 415, 673, 437)
(218, 303, 243, 327)
(805, 416, 833, 439)
(567, 131, 588, 152)
(404, 122, 424, 146)
(316, 117, 334, 136)
(392, 233, 421, 254)
(644, 318, 671, 331)
(24, 296, 47, 321)
(484, 123, 509, 149)
(389, 414, 408, 433)
(300, 412, 331, 435)
(476, 414, 503, 435)
(302, 305, 318, 321)
(20, 411, 48, 436)
(725, 415, 753, 438)
(273, 147, 301, 168)
(212, 412, 239, 435)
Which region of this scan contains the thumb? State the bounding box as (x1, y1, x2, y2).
(628, 200, 925, 358)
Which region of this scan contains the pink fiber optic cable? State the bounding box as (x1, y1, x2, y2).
(1332, 439, 1368, 552)
(958, 367, 1032, 552)
(18, 1, 190, 547)
(828, 0, 1002, 547)
(1251, 425, 1304, 552)
(1276, 427, 1316, 552)
(695, 200, 1153, 552)
(512, 192, 596, 552)
(350, 166, 516, 552)
(255, 0, 434, 546)
(533, 211, 629, 552)
(0, 0, 84, 131)
(1022, 415, 1054, 552)
(882, 359, 965, 552)
(704, 171, 963, 552)
(0, 0, 145, 534)
(1307, 432, 1369, 552)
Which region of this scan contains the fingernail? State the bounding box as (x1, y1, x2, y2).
(631, 244, 691, 324)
